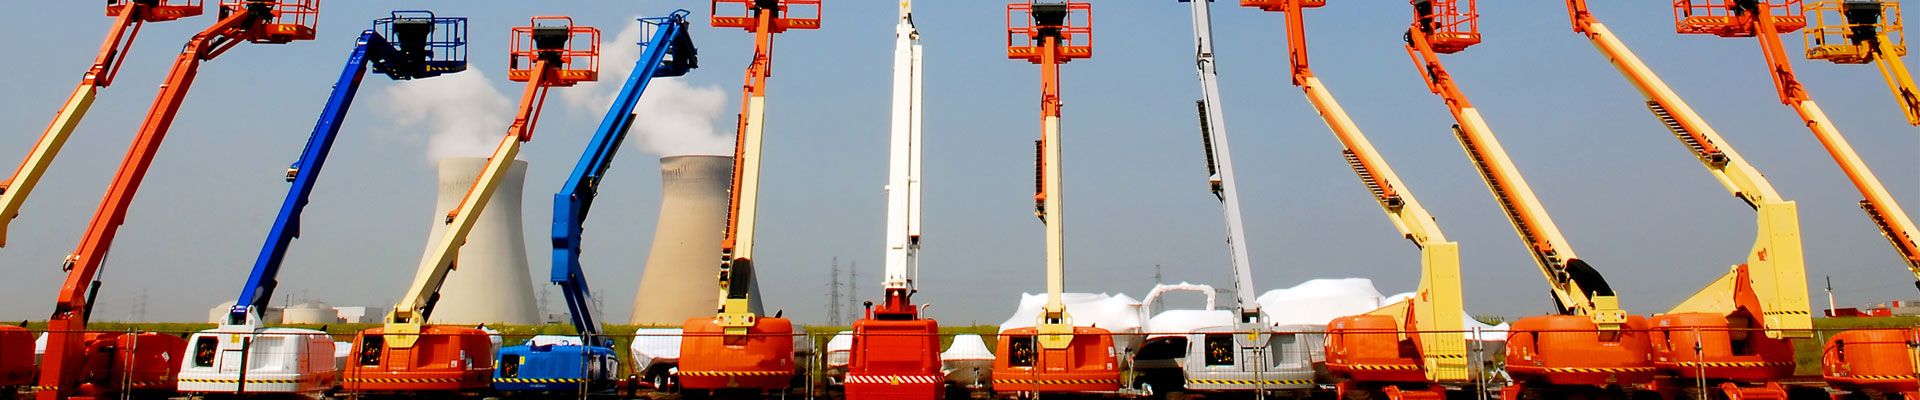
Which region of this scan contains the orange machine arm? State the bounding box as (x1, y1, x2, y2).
(1404, 5, 1628, 328)
(1710, 1, 1920, 287)
(37, 8, 287, 399)
(0, 2, 200, 246)
(714, 3, 789, 329)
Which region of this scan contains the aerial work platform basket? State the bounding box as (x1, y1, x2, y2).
(374, 10, 468, 78)
(216, 0, 318, 43)
(1412, 0, 1481, 54)
(1240, 0, 1326, 12)
(1806, 0, 1906, 63)
(107, 0, 204, 22)
(510, 16, 599, 86)
(1674, 0, 1807, 37)
(712, 0, 820, 33)
(1006, 1, 1092, 63)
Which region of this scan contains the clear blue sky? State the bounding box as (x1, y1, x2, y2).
(0, 1, 1913, 326)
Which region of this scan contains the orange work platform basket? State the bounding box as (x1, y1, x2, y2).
(993, 327, 1123, 394)
(216, 0, 318, 44)
(509, 16, 600, 86)
(1006, 2, 1092, 63)
(1648, 313, 1797, 382)
(107, 0, 204, 22)
(0, 326, 27, 388)
(678, 317, 798, 392)
(845, 318, 943, 400)
(1823, 328, 1920, 395)
(1326, 315, 1430, 384)
(343, 326, 494, 394)
(1504, 315, 1657, 387)
(1805, 0, 1907, 63)
(1674, 0, 1807, 37)
(1241, 0, 1326, 12)
(712, 0, 821, 33)
(1412, 0, 1481, 54)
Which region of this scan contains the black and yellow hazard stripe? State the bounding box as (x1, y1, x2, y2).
(494, 378, 587, 384)
(677, 371, 790, 377)
(1344, 364, 1423, 371)
(343, 377, 465, 384)
(27, 380, 172, 390)
(1536, 366, 1659, 373)
(992, 378, 1120, 385)
(1849, 374, 1920, 381)
(1186, 378, 1314, 386)
(1669, 361, 1794, 368)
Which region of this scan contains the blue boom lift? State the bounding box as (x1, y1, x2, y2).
(491, 11, 697, 395)
(176, 11, 467, 397)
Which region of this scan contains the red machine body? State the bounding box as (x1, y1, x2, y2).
(677, 318, 798, 391)
(845, 305, 943, 399)
(1326, 315, 1434, 386)
(342, 326, 494, 393)
(992, 327, 1122, 394)
(0, 326, 28, 389)
(1503, 315, 1657, 387)
(1823, 328, 1920, 396)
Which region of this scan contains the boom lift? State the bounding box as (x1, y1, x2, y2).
(344, 16, 598, 397)
(1240, 0, 1472, 398)
(0, 0, 203, 247)
(1151, 0, 1319, 397)
(843, 2, 944, 400)
(34, 2, 317, 400)
(991, 1, 1126, 397)
(1567, 2, 1816, 399)
(1805, 0, 1920, 125)
(1401, 1, 1662, 399)
(493, 11, 696, 396)
(676, 0, 819, 396)
(175, 11, 468, 397)
(1669, 0, 1920, 396)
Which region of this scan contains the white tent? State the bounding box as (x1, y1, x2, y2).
(1257, 278, 1387, 326)
(629, 328, 683, 373)
(824, 331, 853, 368)
(941, 334, 994, 385)
(997, 293, 1143, 333)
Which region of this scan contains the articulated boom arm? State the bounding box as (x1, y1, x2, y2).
(878, 1, 924, 315)
(1009, 0, 1092, 350)
(1259, 0, 1465, 382)
(553, 12, 695, 343)
(230, 12, 469, 328)
(715, 3, 780, 333)
(0, 1, 203, 246)
(1567, 2, 1811, 337)
(1406, 1, 1628, 329)
(1683, 0, 1920, 290)
(1182, 0, 1262, 328)
(40, 2, 317, 399)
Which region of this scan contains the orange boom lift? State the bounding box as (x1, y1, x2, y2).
(991, 1, 1123, 398)
(33, 2, 317, 400)
(677, 0, 819, 396)
(343, 16, 597, 397)
(0, 0, 203, 247)
(1564, 2, 1817, 399)
(1805, 0, 1920, 125)
(1242, 0, 1475, 398)
(1669, 0, 1920, 397)
(1401, 1, 1663, 398)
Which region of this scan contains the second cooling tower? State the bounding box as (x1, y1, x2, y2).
(632, 155, 764, 325)
(419, 158, 541, 325)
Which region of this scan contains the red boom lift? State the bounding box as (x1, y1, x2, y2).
(0, 0, 203, 247)
(343, 16, 597, 397)
(991, 2, 1123, 398)
(677, 0, 819, 397)
(33, 2, 316, 400)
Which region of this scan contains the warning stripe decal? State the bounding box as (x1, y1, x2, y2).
(1669, 361, 1794, 368)
(1535, 366, 1659, 373)
(1344, 364, 1423, 371)
(493, 378, 587, 384)
(677, 371, 791, 377)
(843, 374, 943, 384)
(1186, 379, 1315, 386)
(179, 377, 324, 384)
(992, 378, 1120, 385)
(343, 377, 466, 383)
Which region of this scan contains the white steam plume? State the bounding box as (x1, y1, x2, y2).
(566, 18, 734, 157)
(382, 67, 516, 161)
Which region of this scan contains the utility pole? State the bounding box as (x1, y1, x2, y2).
(829, 257, 844, 325)
(848, 261, 860, 321)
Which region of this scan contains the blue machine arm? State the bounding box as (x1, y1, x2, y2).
(552, 10, 697, 344)
(229, 12, 468, 326)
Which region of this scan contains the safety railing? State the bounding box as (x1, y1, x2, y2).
(710, 0, 822, 33)
(1805, 0, 1907, 63)
(1416, 0, 1482, 54)
(107, 0, 205, 22)
(1006, 1, 1094, 62)
(216, 0, 320, 43)
(2, 325, 1914, 399)
(1240, 0, 1326, 12)
(374, 10, 468, 77)
(1674, 0, 1807, 36)
(509, 16, 600, 86)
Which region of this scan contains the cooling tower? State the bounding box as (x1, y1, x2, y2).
(419, 158, 541, 325)
(631, 156, 765, 325)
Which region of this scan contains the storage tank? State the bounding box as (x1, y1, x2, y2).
(281, 301, 339, 324)
(630, 156, 764, 325)
(418, 158, 541, 325)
